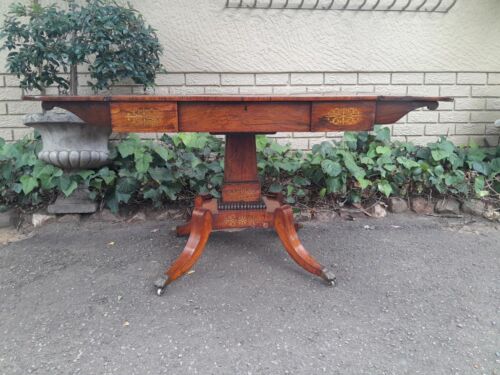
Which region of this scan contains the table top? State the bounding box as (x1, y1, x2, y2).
(23, 94, 453, 133)
(24, 94, 452, 103)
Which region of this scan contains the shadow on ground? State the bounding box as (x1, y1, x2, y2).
(0, 214, 499, 375)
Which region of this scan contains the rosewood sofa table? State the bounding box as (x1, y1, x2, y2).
(25, 94, 451, 295)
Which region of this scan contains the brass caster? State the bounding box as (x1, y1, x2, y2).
(320, 268, 336, 287)
(154, 277, 170, 296)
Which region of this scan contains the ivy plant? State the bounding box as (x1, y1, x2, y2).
(0, 132, 498, 213)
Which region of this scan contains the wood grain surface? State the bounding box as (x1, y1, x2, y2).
(178, 102, 310, 132)
(110, 102, 178, 132)
(24, 95, 452, 133)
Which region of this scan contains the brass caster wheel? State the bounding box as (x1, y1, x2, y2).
(320, 269, 336, 287)
(154, 277, 169, 296)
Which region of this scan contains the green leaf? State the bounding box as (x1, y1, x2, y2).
(134, 149, 152, 174)
(149, 167, 173, 183)
(315, 142, 335, 158)
(319, 187, 326, 198)
(97, 167, 116, 185)
(20, 175, 38, 194)
(474, 175, 485, 193)
(269, 183, 282, 193)
(431, 149, 450, 161)
(358, 178, 371, 189)
(360, 156, 375, 165)
(444, 172, 464, 186)
(180, 133, 208, 149)
(292, 176, 309, 186)
(377, 180, 392, 197)
(374, 126, 391, 142)
(153, 144, 173, 161)
(326, 177, 343, 193)
(58, 176, 78, 197)
(256, 135, 269, 152)
(143, 188, 161, 201)
(434, 165, 444, 176)
(376, 146, 391, 155)
(383, 164, 396, 172)
(397, 157, 420, 169)
(472, 161, 489, 176)
(341, 151, 367, 184)
(117, 141, 135, 158)
(77, 170, 94, 179)
(321, 160, 342, 177)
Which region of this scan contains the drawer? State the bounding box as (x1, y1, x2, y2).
(179, 102, 310, 133)
(311, 101, 376, 131)
(110, 102, 178, 132)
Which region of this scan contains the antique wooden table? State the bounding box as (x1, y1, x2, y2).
(25, 94, 451, 295)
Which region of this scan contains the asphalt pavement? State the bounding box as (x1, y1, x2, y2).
(0, 213, 499, 375)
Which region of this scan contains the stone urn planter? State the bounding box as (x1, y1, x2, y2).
(23, 111, 111, 214)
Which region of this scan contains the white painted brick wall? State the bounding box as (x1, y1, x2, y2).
(1, 71, 499, 147)
(456, 123, 487, 135)
(439, 111, 470, 123)
(471, 111, 500, 123)
(240, 86, 273, 94)
(440, 86, 470, 97)
(407, 85, 440, 97)
(425, 73, 456, 85)
(0, 87, 23, 101)
(185, 73, 220, 86)
(155, 74, 185, 86)
(425, 124, 455, 136)
(391, 73, 423, 85)
(204, 86, 239, 95)
(221, 74, 254, 86)
(373, 85, 407, 96)
(486, 99, 500, 110)
(472, 86, 500, 97)
(457, 73, 488, 85)
(0, 128, 13, 141)
(358, 73, 390, 85)
(407, 111, 439, 123)
(488, 73, 500, 85)
(324, 73, 357, 85)
(256, 74, 289, 85)
(454, 98, 486, 110)
(290, 73, 323, 85)
(392, 124, 425, 136)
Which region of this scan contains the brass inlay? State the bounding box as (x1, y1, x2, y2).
(224, 213, 257, 227)
(223, 187, 260, 201)
(125, 108, 163, 127)
(323, 107, 361, 126)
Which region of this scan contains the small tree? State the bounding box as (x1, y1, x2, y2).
(1, 0, 163, 95)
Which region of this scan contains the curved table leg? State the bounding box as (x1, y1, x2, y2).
(155, 208, 213, 295)
(176, 221, 191, 237)
(273, 205, 336, 286)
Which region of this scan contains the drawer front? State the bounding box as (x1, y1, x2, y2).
(179, 102, 310, 133)
(311, 101, 376, 131)
(110, 102, 178, 132)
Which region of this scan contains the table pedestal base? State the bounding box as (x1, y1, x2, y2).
(155, 134, 335, 295)
(154, 194, 336, 296)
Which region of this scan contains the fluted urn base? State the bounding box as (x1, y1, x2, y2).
(24, 111, 111, 214)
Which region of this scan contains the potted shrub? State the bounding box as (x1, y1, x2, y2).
(0, 0, 163, 213)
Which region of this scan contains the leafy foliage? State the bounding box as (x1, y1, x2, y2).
(0, 0, 163, 93)
(0, 130, 498, 213)
(258, 127, 500, 204)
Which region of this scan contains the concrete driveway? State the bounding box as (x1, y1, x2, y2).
(0, 214, 499, 375)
